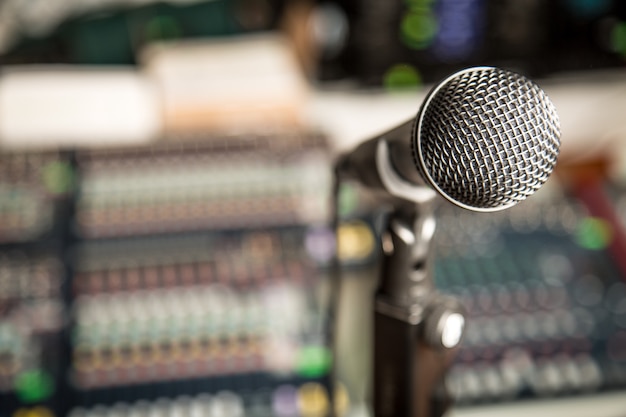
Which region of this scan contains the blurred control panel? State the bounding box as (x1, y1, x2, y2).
(435, 183, 626, 404)
(0, 132, 340, 417)
(315, 0, 626, 86)
(334, 174, 626, 409)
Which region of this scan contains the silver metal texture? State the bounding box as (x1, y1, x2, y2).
(413, 67, 561, 212)
(376, 139, 437, 205)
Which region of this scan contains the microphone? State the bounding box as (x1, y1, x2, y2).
(338, 67, 561, 211)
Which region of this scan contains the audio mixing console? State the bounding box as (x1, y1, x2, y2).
(2, 138, 626, 416)
(435, 184, 626, 404)
(0, 133, 338, 417)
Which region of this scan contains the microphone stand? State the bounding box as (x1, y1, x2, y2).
(374, 201, 464, 417)
(340, 140, 466, 417)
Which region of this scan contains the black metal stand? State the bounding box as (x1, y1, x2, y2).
(337, 138, 466, 417)
(373, 202, 464, 417)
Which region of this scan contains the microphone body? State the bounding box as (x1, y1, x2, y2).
(339, 120, 424, 191)
(338, 67, 561, 211)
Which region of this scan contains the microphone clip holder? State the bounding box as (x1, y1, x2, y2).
(372, 140, 466, 417)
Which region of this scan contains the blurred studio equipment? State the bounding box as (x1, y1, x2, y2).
(313, 0, 626, 85)
(2, 1, 626, 417)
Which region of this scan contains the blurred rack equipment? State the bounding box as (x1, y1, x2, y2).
(67, 133, 337, 417)
(435, 185, 626, 404)
(0, 132, 340, 417)
(334, 177, 626, 410)
(0, 151, 74, 417)
(315, 0, 626, 85)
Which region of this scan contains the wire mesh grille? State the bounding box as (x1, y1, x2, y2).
(413, 67, 561, 211)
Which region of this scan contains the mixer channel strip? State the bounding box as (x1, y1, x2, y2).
(73, 135, 332, 238)
(434, 185, 626, 404)
(69, 231, 332, 392)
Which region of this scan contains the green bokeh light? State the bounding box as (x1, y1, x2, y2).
(400, 11, 438, 50)
(145, 16, 182, 41)
(611, 21, 626, 57)
(338, 183, 359, 217)
(575, 217, 613, 250)
(14, 370, 55, 403)
(42, 161, 74, 195)
(404, 0, 436, 10)
(296, 346, 332, 378)
(383, 64, 422, 91)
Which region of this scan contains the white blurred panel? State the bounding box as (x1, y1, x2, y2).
(0, 67, 162, 149)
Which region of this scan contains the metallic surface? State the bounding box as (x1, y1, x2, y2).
(377, 139, 437, 205)
(414, 67, 561, 211)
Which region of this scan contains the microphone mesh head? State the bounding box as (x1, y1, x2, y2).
(413, 67, 561, 211)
